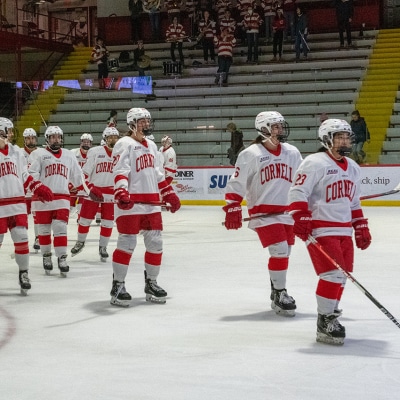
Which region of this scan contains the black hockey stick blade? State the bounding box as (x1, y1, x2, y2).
(360, 189, 400, 200)
(307, 235, 400, 329)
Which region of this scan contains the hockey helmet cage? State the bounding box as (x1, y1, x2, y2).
(255, 111, 289, 142)
(80, 133, 93, 142)
(318, 119, 354, 155)
(23, 128, 37, 137)
(161, 135, 172, 147)
(102, 126, 119, 140)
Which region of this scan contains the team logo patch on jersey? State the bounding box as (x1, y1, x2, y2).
(98, 154, 106, 158)
(134, 146, 142, 151)
(260, 155, 271, 163)
(327, 168, 338, 175)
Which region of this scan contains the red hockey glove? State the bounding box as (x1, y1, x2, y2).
(223, 203, 242, 230)
(31, 181, 54, 203)
(292, 210, 312, 241)
(114, 188, 134, 210)
(88, 185, 104, 203)
(353, 219, 371, 250)
(161, 187, 181, 213)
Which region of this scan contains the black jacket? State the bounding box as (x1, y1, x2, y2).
(335, 0, 354, 22)
(350, 117, 370, 144)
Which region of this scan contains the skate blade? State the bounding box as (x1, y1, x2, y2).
(60, 271, 68, 278)
(146, 293, 166, 304)
(20, 288, 29, 296)
(45, 270, 52, 276)
(110, 298, 130, 307)
(100, 257, 108, 263)
(316, 332, 344, 345)
(271, 302, 296, 317)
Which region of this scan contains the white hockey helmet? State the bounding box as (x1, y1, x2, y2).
(23, 128, 37, 137)
(0, 117, 13, 139)
(102, 126, 119, 140)
(318, 119, 354, 155)
(126, 107, 153, 135)
(44, 125, 63, 140)
(161, 135, 172, 147)
(80, 133, 93, 142)
(255, 111, 289, 142)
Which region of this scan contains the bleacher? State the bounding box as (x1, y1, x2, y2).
(38, 30, 380, 165)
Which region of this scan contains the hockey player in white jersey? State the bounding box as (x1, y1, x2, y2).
(159, 135, 177, 185)
(20, 128, 41, 252)
(110, 107, 181, 307)
(70, 126, 119, 261)
(70, 133, 93, 216)
(288, 119, 371, 345)
(0, 118, 53, 294)
(28, 126, 100, 277)
(223, 111, 302, 316)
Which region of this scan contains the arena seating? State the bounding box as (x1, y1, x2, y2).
(43, 30, 379, 166)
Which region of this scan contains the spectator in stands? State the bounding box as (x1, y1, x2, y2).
(271, 6, 286, 61)
(283, 0, 296, 41)
(242, 5, 262, 64)
(294, 6, 308, 62)
(214, 27, 236, 86)
(216, 0, 233, 23)
(186, 0, 200, 38)
(143, 0, 161, 41)
(166, 16, 186, 65)
(261, 0, 276, 44)
(226, 122, 245, 165)
(219, 8, 236, 35)
(166, 0, 182, 23)
(350, 110, 370, 164)
(335, 0, 354, 49)
(129, 0, 143, 43)
(91, 37, 109, 89)
(133, 40, 150, 76)
(197, 10, 217, 64)
(74, 16, 88, 47)
(107, 110, 118, 127)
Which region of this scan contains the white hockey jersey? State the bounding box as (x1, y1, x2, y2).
(113, 136, 167, 217)
(288, 151, 362, 238)
(225, 142, 302, 228)
(28, 147, 83, 212)
(0, 144, 31, 217)
(82, 145, 114, 201)
(158, 145, 177, 180)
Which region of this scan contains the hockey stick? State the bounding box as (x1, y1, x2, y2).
(221, 212, 285, 226)
(299, 32, 310, 52)
(360, 183, 400, 200)
(307, 235, 400, 329)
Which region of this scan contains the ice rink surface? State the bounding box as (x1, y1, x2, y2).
(1, 206, 400, 400)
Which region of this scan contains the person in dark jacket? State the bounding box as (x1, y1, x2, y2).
(350, 110, 370, 164)
(294, 6, 308, 61)
(226, 122, 245, 165)
(335, 0, 354, 48)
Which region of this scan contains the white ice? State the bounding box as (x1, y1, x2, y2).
(1, 206, 400, 400)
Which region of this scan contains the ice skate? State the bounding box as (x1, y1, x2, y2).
(71, 241, 85, 257)
(316, 313, 345, 345)
(58, 255, 69, 277)
(110, 280, 131, 307)
(99, 246, 109, 262)
(33, 236, 40, 253)
(144, 271, 167, 304)
(271, 288, 296, 317)
(43, 252, 53, 275)
(19, 270, 31, 296)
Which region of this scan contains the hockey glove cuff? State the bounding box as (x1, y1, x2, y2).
(31, 181, 54, 203)
(88, 185, 104, 203)
(161, 187, 181, 213)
